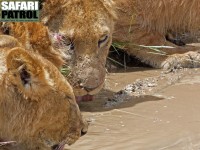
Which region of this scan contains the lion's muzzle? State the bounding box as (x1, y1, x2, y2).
(68, 55, 106, 96)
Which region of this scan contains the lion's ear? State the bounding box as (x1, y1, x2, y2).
(6, 48, 47, 98)
(7, 48, 42, 75)
(0, 35, 21, 48)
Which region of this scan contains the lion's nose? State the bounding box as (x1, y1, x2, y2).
(77, 67, 105, 89)
(51, 144, 59, 150)
(79, 78, 102, 92)
(81, 77, 101, 90)
(51, 141, 66, 150)
(79, 76, 104, 92)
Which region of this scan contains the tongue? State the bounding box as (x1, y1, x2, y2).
(76, 95, 94, 102)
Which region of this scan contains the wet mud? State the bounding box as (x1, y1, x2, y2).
(67, 67, 200, 150)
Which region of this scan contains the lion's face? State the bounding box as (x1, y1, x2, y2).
(0, 40, 88, 150)
(42, 0, 116, 98)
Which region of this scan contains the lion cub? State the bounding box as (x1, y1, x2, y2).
(0, 35, 88, 150)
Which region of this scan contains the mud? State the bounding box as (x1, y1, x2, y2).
(66, 67, 200, 150)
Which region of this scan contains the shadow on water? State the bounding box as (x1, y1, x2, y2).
(79, 89, 164, 112)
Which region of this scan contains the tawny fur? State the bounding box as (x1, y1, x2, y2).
(130, 0, 200, 34)
(113, 0, 200, 69)
(2, 22, 64, 68)
(0, 35, 88, 150)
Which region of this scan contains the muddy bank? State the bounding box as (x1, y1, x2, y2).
(67, 68, 200, 150)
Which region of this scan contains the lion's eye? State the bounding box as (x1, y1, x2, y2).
(62, 36, 71, 45)
(98, 35, 108, 47)
(69, 42, 74, 50)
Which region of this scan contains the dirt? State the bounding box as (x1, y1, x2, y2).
(66, 67, 200, 150)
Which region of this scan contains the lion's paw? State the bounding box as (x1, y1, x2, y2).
(161, 51, 200, 70)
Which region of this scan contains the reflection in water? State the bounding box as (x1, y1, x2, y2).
(68, 68, 200, 150)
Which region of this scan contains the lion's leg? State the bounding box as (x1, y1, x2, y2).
(113, 26, 200, 69)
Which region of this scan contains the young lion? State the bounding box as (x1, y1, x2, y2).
(0, 35, 88, 150)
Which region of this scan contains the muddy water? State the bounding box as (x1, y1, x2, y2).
(67, 68, 200, 150)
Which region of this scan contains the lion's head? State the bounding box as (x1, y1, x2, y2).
(0, 35, 88, 150)
(41, 0, 116, 99)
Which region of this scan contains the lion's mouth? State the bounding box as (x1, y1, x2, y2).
(52, 141, 66, 150)
(76, 95, 94, 102)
